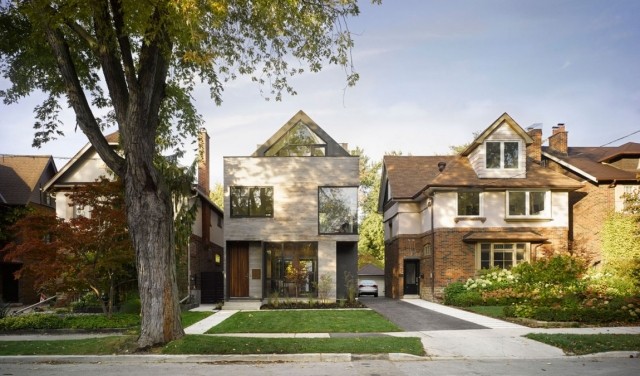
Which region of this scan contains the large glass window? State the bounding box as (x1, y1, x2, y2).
(457, 192, 481, 216)
(479, 243, 527, 270)
(230, 186, 273, 217)
(486, 141, 519, 169)
(265, 121, 326, 157)
(507, 191, 549, 218)
(265, 242, 318, 297)
(318, 187, 358, 234)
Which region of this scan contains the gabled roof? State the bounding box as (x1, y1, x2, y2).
(542, 144, 639, 183)
(382, 155, 582, 202)
(0, 155, 57, 205)
(43, 131, 119, 191)
(358, 263, 384, 276)
(460, 112, 533, 156)
(252, 110, 351, 157)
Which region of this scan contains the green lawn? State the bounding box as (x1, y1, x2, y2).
(464, 306, 506, 319)
(163, 335, 424, 356)
(206, 310, 401, 334)
(525, 333, 640, 355)
(0, 311, 212, 332)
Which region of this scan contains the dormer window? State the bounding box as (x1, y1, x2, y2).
(486, 141, 519, 169)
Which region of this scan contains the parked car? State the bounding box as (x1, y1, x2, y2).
(358, 280, 378, 297)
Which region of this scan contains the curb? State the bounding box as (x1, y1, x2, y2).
(0, 353, 432, 364)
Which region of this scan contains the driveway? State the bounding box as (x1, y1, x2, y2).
(360, 297, 488, 331)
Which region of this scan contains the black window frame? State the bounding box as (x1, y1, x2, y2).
(229, 186, 274, 218)
(318, 186, 358, 235)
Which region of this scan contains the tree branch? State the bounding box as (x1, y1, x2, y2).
(91, 0, 130, 126)
(109, 0, 137, 90)
(44, 25, 125, 176)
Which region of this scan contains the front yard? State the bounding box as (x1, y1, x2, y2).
(0, 308, 423, 356)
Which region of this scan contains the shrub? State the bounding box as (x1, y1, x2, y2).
(119, 297, 141, 314)
(0, 300, 10, 319)
(513, 254, 586, 287)
(443, 283, 483, 306)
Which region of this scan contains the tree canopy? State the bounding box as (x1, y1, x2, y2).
(0, 0, 374, 347)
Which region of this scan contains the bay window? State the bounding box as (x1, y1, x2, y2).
(478, 243, 528, 270)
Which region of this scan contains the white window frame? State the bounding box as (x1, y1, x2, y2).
(505, 190, 551, 219)
(476, 242, 529, 270)
(456, 191, 483, 217)
(485, 140, 521, 170)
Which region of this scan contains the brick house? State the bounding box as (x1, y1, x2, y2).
(0, 155, 57, 304)
(541, 125, 640, 264)
(42, 130, 224, 304)
(223, 110, 359, 303)
(379, 113, 582, 300)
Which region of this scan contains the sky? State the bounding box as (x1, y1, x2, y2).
(2, 0, 640, 185)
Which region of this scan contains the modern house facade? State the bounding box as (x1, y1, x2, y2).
(223, 110, 359, 302)
(541, 125, 640, 264)
(0, 155, 58, 304)
(379, 113, 583, 300)
(42, 130, 224, 304)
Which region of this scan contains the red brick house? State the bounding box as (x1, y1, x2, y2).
(541, 125, 640, 264)
(379, 113, 582, 300)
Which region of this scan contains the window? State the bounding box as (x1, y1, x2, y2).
(507, 191, 550, 218)
(457, 192, 481, 216)
(265, 242, 318, 297)
(265, 121, 326, 157)
(479, 243, 527, 270)
(230, 186, 273, 217)
(486, 141, 519, 169)
(318, 187, 358, 234)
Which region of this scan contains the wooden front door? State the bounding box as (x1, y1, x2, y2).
(228, 243, 249, 297)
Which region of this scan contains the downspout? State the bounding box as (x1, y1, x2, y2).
(430, 193, 435, 300)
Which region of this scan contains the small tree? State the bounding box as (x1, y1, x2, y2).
(315, 274, 333, 304)
(1, 178, 135, 317)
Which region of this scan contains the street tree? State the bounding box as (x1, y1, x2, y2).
(0, 0, 373, 347)
(2, 178, 135, 316)
(351, 147, 383, 267)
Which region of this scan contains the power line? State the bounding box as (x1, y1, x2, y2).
(599, 129, 640, 147)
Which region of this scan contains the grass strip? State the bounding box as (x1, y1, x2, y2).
(206, 310, 401, 334)
(0, 336, 138, 355)
(163, 335, 424, 356)
(525, 333, 640, 355)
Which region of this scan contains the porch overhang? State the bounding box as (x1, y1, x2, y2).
(462, 231, 547, 243)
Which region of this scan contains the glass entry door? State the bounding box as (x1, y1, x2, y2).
(403, 259, 420, 295)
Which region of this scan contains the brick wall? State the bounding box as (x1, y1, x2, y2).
(385, 226, 570, 301)
(545, 158, 614, 264)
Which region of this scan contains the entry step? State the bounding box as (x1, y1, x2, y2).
(222, 300, 263, 310)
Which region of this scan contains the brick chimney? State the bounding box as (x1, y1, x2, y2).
(198, 127, 210, 195)
(548, 123, 568, 155)
(526, 126, 542, 162)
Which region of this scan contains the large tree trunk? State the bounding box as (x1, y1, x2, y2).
(123, 132, 184, 348)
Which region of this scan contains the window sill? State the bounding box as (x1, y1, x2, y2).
(504, 217, 552, 222)
(454, 216, 486, 223)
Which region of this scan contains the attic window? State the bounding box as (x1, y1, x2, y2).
(486, 141, 519, 169)
(265, 121, 326, 157)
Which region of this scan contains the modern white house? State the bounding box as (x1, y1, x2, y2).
(223, 110, 359, 302)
